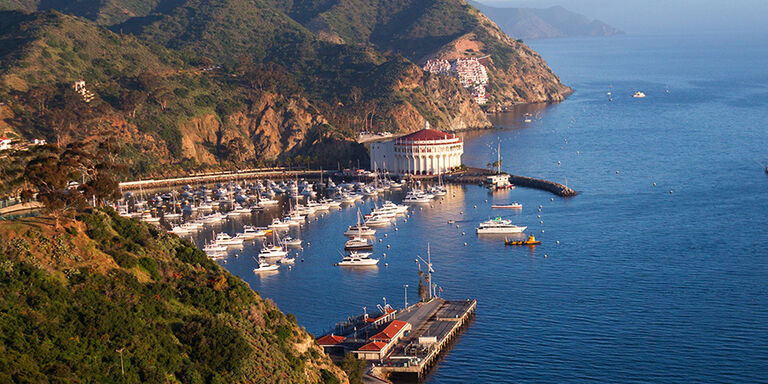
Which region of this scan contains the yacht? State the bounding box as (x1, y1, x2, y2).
(337, 252, 379, 266)
(203, 241, 227, 253)
(476, 217, 527, 234)
(268, 218, 290, 230)
(169, 225, 193, 235)
(633, 91, 646, 98)
(282, 236, 302, 247)
(491, 202, 523, 209)
(345, 224, 376, 237)
(365, 215, 392, 227)
(259, 244, 287, 259)
(403, 189, 433, 203)
(345, 209, 377, 237)
(214, 232, 244, 246)
(253, 261, 280, 273)
(278, 256, 296, 264)
(345, 236, 373, 251)
(240, 225, 262, 240)
(259, 196, 279, 205)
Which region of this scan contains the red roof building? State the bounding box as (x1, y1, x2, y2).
(370, 320, 409, 342)
(370, 121, 463, 176)
(316, 334, 347, 346)
(358, 341, 388, 351)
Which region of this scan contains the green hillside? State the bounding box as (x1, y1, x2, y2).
(0, 208, 347, 383)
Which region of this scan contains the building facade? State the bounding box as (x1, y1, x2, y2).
(370, 123, 463, 175)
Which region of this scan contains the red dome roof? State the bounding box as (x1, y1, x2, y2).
(399, 129, 458, 142)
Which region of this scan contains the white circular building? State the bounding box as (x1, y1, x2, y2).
(370, 123, 463, 175)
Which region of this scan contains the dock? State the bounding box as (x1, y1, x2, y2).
(317, 298, 475, 383)
(378, 298, 476, 382)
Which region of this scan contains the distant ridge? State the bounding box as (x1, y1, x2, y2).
(469, 2, 623, 40)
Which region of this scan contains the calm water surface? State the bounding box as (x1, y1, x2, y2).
(204, 33, 768, 383)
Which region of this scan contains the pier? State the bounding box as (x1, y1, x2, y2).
(317, 298, 476, 383)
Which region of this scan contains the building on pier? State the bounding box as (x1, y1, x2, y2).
(369, 122, 463, 175)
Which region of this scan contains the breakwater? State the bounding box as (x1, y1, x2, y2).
(443, 168, 577, 197)
(508, 174, 577, 197)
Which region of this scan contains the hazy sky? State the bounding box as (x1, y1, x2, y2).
(475, 0, 768, 34)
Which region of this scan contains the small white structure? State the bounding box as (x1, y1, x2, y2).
(0, 137, 12, 151)
(370, 122, 463, 176)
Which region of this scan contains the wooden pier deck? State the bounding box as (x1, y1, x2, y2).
(376, 298, 476, 382)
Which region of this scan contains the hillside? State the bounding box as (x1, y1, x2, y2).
(468, 2, 623, 40)
(0, 208, 348, 383)
(275, 0, 572, 106)
(0, 0, 573, 179)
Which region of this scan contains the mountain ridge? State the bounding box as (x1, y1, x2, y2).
(468, 2, 623, 40)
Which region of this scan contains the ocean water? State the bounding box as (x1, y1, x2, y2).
(207, 33, 768, 383)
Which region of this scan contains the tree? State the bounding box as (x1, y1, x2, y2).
(23, 145, 88, 227)
(418, 271, 428, 302)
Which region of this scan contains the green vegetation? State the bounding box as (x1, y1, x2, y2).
(0, 208, 346, 383)
(0, 0, 569, 183)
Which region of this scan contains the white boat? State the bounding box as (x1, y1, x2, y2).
(282, 236, 302, 247)
(345, 225, 376, 237)
(492, 202, 523, 209)
(259, 245, 287, 258)
(278, 256, 296, 264)
(403, 189, 433, 203)
(259, 196, 279, 205)
(633, 91, 646, 98)
(345, 209, 377, 237)
(476, 217, 527, 234)
(240, 225, 261, 240)
(268, 218, 290, 230)
(233, 204, 251, 214)
(337, 252, 379, 266)
(345, 236, 373, 250)
(140, 213, 161, 223)
(365, 215, 391, 228)
(169, 226, 193, 235)
(214, 232, 244, 246)
(253, 261, 279, 273)
(203, 241, 227, 253)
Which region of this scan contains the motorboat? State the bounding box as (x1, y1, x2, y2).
(203, 241, 227, 253)
(336, 252, 379, 266)
(169, 225, 193, 235)
(214, 232, 244, 246)
(259, 245, 287, 259)
(345, 225, 376, 237)
(268, 218, 290, 230)
(476, 217, 527, 234)
(345, 236, 373, 250)
(346, 209, 377, 237)
(282, 236, 302, 247)
(403, 190, 433, 203)
(491, 202, 523, 209)
(505, 235, 541, 246)
(633, 91, 646, 98)
(365, 215, 391, 227)
(253, 261, 279, 273)
(239, 225, 262, 240)
(278, 256, 295, 264)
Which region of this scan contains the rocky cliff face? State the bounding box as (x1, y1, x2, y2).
(176, 92, 366, 170)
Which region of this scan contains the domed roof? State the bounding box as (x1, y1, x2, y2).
(399, 129, 458, 142)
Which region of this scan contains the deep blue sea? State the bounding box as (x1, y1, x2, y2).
(205, 33, 768, 383)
